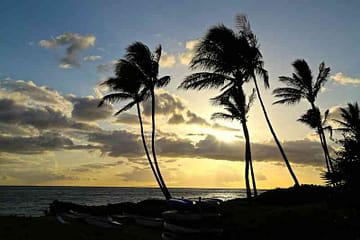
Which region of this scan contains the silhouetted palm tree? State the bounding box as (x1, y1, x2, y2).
(179, 14, 299, 187)
(325, 102, 360, 188)
(124, 42, 172, 199)
(333, 102, 360, 138)
(273, 59, 334, 173)
(99, 42, 172, 199)
(212, 84, 257, 198)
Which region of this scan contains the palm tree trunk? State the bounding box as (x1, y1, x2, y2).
(242, 121, 252, 198)
(310, 102, 332, 173)
(136, 102, 166, 196)
(320, 129, 334, 172)
(150, 89, 172, 200)
(242, 120, 257, 197)
(253, 76, 300, 186)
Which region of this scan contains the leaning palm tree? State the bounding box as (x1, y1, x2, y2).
(212, 85, 257, 198)
(235, 14, 300, 187)
(179, 14, 300, 187)
(124, 42, 172, 199)
(273, 59, 334, 173)
(99, 42, 172, 199)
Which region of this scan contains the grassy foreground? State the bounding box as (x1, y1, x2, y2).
(1, 185, 359, 240)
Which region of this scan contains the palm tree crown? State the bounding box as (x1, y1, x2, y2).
(273, 59, 330, 105)
(99, 42, 172, 199)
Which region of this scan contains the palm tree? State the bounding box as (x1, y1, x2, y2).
(325, 102, 360, 188)
(99, 42, 172, 199)
(273, 59, 334, 173)
(333, 102, 360, 138)
(211, 85, 257, 198)
(124, 42, 172, 199)
(179, 14, 300, 187)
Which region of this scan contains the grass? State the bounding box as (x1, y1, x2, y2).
(1, 185, 360, 240)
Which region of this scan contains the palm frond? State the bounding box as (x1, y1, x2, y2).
(179, 72, 230, 90)
(114, 101, 137, 115)
(153, 44, 162, 63)
(292, 59, 313, 91)
(156, 76, 171, 88)
(125, 42, 153, 77)
(297, 108, 321, 129)
(313, 62, 330, 97)
(99, 93, 133, 107)
(272, 87, 303, 105)
(245, 88, 257, 114)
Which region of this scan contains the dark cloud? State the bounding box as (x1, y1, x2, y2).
(39, 33, 96, 68)
(68, 96, 113, 122)
(142, 92, 185, 116)
(0, 98, 97, 131)
(116, 113, 149, 125)
(71, 161, 125, 172)
(0, 132, 74, 154)
(88, 130, 142, 157)
(168, 113, 185, 124)
(186, 111, 210, 126)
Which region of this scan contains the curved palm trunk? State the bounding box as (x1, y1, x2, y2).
(136, 102, 166, 196)
(320, 130, 334, 172)
(150, 89, 172, 200)
(253, 77, 300, 187)
(243, 120, 257, 197)
(242, 120, 253, 198)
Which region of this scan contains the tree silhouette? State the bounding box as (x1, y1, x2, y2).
(273, 59, 334, 173)
(99, 42, 172, 199)
(179, 14, 299, 188)
(211, 84, 257, 198)
(325, 102, 360, 189)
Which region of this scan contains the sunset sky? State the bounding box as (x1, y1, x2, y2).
(0, 0, 359, 188)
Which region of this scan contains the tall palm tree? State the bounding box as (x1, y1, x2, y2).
(273, 59, 334, 173)
(212, 85, 257, 198)
(99, 42, 172, 199)
(179, 15, 300, 187)
(124, 42, 172, 199)
(235, 14, 300, 187)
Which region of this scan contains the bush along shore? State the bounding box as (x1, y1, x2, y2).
(1, 185, 360, 240)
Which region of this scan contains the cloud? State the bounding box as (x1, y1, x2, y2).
(5, 170, 78, 183)
(159, 52, 176, 68)
(330, 72, 360, 85)
(88, 130, 142, 157)
(168, 113, 185, 124)
(0, 132, 74, 154)
(71, 160, 125, 173)
(212, 123, 240, 132)
(142, 91, 185, 116)
(39, 32, 96, 68)
(83, 55, 102, 61)
(179, 39, 199, 65)
(96, 60, 117, 73)
(186, 110, 210, 126)
(154, 134, 328, 167)
(0, 98, 97, 132)
(116, 113, 149, 125)
(0, 80, 70, 111)
(117, 166, 155, 182)
(68, 96, 113, 122)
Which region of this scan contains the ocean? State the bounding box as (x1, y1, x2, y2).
(0, 186, 251, 217)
